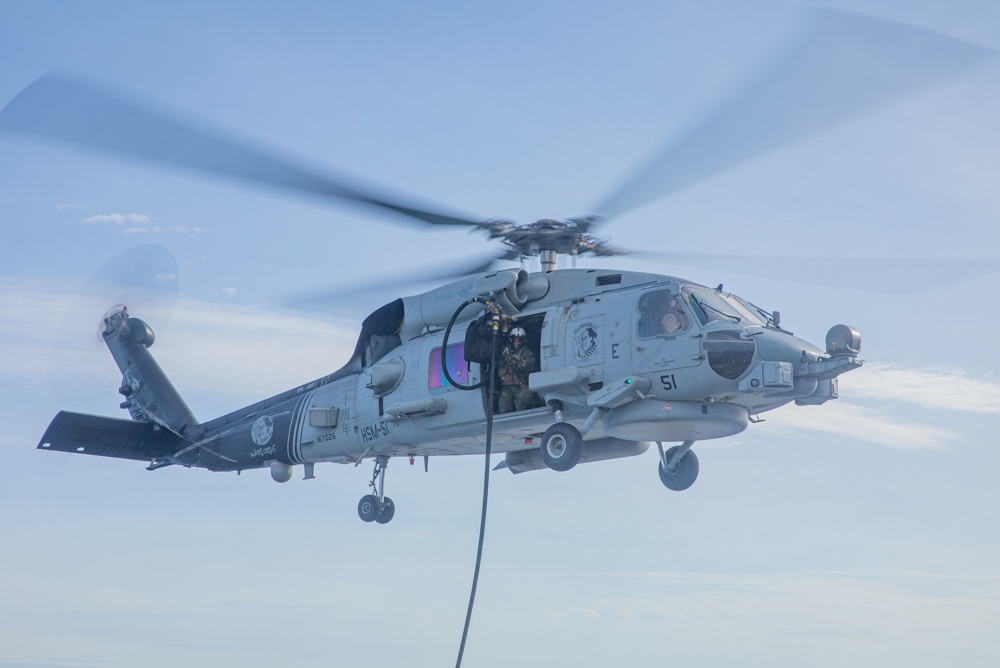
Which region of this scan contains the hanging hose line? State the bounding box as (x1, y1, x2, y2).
(441, 296, 491, 391)
(441, 296, 503, 668)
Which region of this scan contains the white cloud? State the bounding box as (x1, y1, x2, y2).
(153, 297, 358, 408)
(0, 276, 358, 415)
(751, 361, 1000, 449)
(82, 214, 202, 236)
(757, 400, 956, 449)
(56, 202, 90, 212)
(527, 569, 1000, 666)
(168, 226, 203, 236)
(83, 213, 151, 225)
(842, 362, 1000, 414)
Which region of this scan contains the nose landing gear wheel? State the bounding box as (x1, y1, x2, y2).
(658, 445, 699, 491)
(539, 422, 583, 472)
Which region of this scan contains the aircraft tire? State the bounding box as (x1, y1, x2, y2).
(540, 422, 583, 472)
(376, 497, 395, 524)
(358, 494, 381, 522)
(658, 446, 699, 491)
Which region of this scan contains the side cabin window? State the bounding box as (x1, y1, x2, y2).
(637, 288, 692, 338)
(428, 342, 468, 390)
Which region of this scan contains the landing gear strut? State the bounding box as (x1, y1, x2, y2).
(358, 455, 395, 524)
(656, 440, 699, 491)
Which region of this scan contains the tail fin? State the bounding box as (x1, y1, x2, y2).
(101, 306, 199, 437)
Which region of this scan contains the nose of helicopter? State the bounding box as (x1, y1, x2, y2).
(746, 326, 825, 363)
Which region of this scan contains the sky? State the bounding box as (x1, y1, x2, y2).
(1, 1, 999, 667)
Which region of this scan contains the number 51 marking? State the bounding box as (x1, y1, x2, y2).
(660, 373, 678, 391)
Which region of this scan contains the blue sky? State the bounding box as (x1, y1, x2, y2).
(2, 1, 999, 666)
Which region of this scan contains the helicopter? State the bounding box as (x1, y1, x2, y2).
(7, 11, 995, 524)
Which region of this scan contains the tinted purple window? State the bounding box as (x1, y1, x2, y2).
(429, 343, 467, 389)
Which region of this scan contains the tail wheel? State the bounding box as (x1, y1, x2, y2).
(658, 446, 699, 491)
(539, 423, 583, 472)
(376, 497, 395, 524)
(358, 494, 381, 522)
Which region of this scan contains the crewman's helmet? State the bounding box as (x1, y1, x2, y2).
(510, 326, 527, 342)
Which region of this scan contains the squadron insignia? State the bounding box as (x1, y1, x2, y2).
(251, 416, 274, 446)
(571, 323, 599, 362)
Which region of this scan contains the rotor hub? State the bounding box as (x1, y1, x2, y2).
(477, 216, 623, 270)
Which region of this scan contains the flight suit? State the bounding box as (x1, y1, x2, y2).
(497, 343, 542, 413)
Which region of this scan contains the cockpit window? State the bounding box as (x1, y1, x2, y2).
(681, 286, 765, 326)
(725, 296, 767, 325)
(637, 288, 692, 338)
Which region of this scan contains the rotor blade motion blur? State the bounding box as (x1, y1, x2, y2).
(594, 10, 997, 220)
(631, 250, 1000, 293)
(48, 244, 180, 409)
(281, 252, 512, 313)
(0, 71, 483, 228)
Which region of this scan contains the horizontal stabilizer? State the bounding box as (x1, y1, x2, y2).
(37, 411, 179, 462)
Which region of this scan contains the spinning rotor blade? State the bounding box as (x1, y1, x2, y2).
(0, 70, 482, 228)
(281, 252, 513, 312)
(48, 244, 180, 408)
(629, 250, 1000, 293)
(595, 10, 997, 220)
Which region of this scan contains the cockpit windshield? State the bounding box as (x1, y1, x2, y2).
(681, 286, 766, 327)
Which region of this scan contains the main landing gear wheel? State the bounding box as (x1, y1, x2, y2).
(358, 494, 381, 522)
(540, 422, 583, 472)
(658, 444, 699, 491)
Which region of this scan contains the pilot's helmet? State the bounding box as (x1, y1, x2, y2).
(510, 326, 527, 341)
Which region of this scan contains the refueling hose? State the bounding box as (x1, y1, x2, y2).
(441, 296, 490, 391)
(442, 296, 502, 668)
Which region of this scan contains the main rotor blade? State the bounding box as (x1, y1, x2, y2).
(594, 10, 997, 220)
(629, 250, 1000, 293)
(0, 70, 482, 228)
(280, 252, 511, 313)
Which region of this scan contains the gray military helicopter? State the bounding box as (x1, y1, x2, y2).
(7, 11, 994, 523)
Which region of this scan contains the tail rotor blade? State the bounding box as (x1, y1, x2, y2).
(47, 244, 180, 410)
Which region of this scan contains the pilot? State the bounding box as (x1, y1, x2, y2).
(639, 290, 690, 337)
(497, 327, 542, 413)
(661, 298, 690, 334)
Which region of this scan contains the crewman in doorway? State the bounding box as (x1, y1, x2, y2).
(497, 327, 542, 413)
